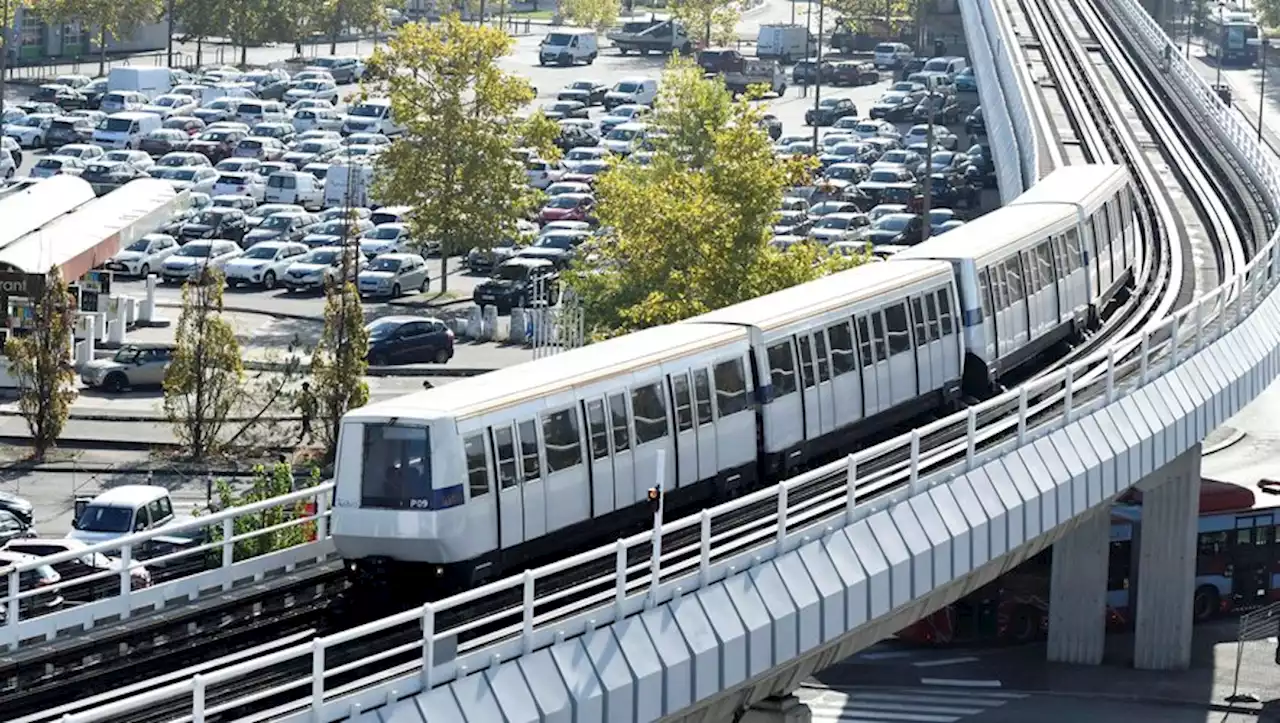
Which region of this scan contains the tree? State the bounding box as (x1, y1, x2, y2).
(565, 59, 861, 336)
(561, 0, 619, 31)
(31, 0, 163, 75)
(317, 0, 384, 54)
(309, 267, 369, 462)
(169, 0, 226, 66)
(163, 269, 244, 461)
(0, 0, 25, 141)
(670, 0, 738, 46)
(513, 109, 563, 162)
(209, 463, 323, 561)
(367, 15, 538, 293)
(4, 268, 76, 460)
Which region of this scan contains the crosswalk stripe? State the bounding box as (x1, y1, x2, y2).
(800, 686, 1027, 723)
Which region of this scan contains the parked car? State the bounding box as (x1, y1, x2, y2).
(805, 97, 858, 126)
(558, 79, 610, 105)
(3, 538, 151, 603)
(177, 207, 249, 243)
(80, 343, 177, 392)
(357, 252, 430, 298)
(472, 257, 560, 313)
(223, 241, 310, 288)
(241, 210, 316, 246)
(0, 551, 63, 622)
(139, 129, 190, 159)
(912, 92, 961, 124)
(44, 116, 96, 148)
(104, 233, 180, 277)
(30, 155, 86, 178)
(965, 105, 986, 135)
(364, 315, 455, 366)
(283, 246, 366, 292)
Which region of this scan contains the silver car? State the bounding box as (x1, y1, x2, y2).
(357, 253, 429, 298)
(80, 343, 176, 393)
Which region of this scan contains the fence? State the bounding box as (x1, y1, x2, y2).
(1225, 601, 1280, 704)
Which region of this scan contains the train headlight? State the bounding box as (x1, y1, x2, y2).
(434, 566, 445, 577)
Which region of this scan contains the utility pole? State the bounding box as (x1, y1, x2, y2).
(166, 0, 175, 66)
(1260, 32, 1269, 141)
(1, 0, 9, 145)
(921, 102, 933, 243)
(1215, 3, 1225, 87)
(810, 0, 824, 149)
(802, 1, 812, 97)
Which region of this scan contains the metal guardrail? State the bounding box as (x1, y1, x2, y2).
(45, 1, 1280, 718)
(0, 482, 334, 650)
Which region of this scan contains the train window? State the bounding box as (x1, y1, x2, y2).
(910, 297, 927, 346)
(977, 269, 993, 318)
(1051, 236, 1067, 278)
(813, 331, 831, 382)
(1005, 260, 1024, 303)
(608, 393, 631, 452)
(797, 336, 816, 388)
(493, 426, 518, 489)
(586, 400, 609, 460)
(871, 312, 887, 359)
(937, 290, 954, 336)
(1064, 228, 1081, 271)
(924, 294, 940, 341)
(517, 419, 541, 481)
(827, 322, 856, 375)
(714, 359, 748, 416)
(855, 316, 874, 368)
(542, 408, 582, 473)
(1038, 244, 1053, 285)
(885, 303, 910, 355)
(632, 383, 669, 444)
(1020, 251, 1037, 294)
(767, 341, 799, 396)
(693, 369, 714, 424)
(361, 423, 433, 509)
(671, 374, 694, 432)
(464, 433, 490, 499)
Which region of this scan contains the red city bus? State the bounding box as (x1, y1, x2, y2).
(898, 478, 1279, 645)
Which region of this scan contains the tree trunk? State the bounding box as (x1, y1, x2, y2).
(439, 253, 449, 293)
(98, 27, 107, 77)
(1, 22, 9, 144)
(196, 36, 203, 66)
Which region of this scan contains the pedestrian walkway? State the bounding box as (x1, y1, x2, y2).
(797, 686, 1029, 723)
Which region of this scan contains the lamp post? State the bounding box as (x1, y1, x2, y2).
(809, 0, 824, 149)
(1216, 3, 1225, 87)
(1185, 1, 1193, 58)
(0, 0, 9, 145)
(1256, 32, 1270, 141)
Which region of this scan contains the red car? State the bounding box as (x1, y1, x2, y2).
(539, 192, 595, 224)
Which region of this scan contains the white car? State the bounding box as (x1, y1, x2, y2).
(598, 104, 650, 134)
(283, 79, 339, 105)
(282, 246, 366, 292)
(99, 90, 148, 114)
(140, 94, 198, 118)
(563, 146, 608, 171)
(151, 165, 219, 194)
(156, 151, 211, 168)
(104, 233, 180, 277)
(290, 70, 334, 85)
(357, 253, 429, 298)
(211, 171, 266, 201)
(0, 148, 15, 180)
(288, 98, 335, 113)
(245, 202, 305, 227)
(5, 113, 56, 148)
(215, 157, 262, 174)
(51, 143, 104, 161)
(31, 155, 86, 178)
(291, 108, 344, 133)
(358, 223, 412, 257)
(852, 119, 898, 140)
(525, 158, 565, 189)
(903, 123, 958, 151)
(160, 240, 243, 283)
(808, 212, 871, 245)
(223, 241, 309, 289)
(103, 149, 154, 171)
(342, 132, 391, 148)
(603, 122, 648, 155)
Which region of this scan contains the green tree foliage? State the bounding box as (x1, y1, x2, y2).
(209, 462, 324, 561)
(367, 14, 537, 292)
(163, 270, 244, 460)
(561, 0, 620, 31)
(670, 0, 738, 46)
(317, 0, 385, 54)
(309, 266, 369, 462)
(565, 58, 861, 336)
(828, 0, 915, 33)
(513, 110, 563, 162)
(0, 0, 26, 138)
(4, 269, 76, 460)
(30, 0, 163, 75)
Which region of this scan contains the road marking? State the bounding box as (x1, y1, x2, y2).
(920, 678, 1004, 688)
(912, 656, 980, 668)
(856, 651, 917, 661)
(800, 687, 1027, 723)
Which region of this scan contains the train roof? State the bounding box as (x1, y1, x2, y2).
(1009, 164, 1129, 209)
(349, 322, 749, 422)
(685, 259, 951, 332)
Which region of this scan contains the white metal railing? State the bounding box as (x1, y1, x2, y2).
(56, 2, 1280, 719)
(0, 482, 334, 650)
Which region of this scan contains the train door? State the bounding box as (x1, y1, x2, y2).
(798, 332, 835, 438)
(1004, 258, 1029, 348)
(825, 321, 862, 427)
(913, 296, 940, 392)
(668, 371, 699, 488)
(629, 381, 676, 498)
(765, 339, 805, 450)
(691, 368, 718, 481)
(515, 417, 547, 539)
(855, 314, 885, 416)
(491, 424, 525, 548)
(884, 301, 917, 406)
(978, 269, 998, 362)
(583, 399, 615, 516)
(607, 392, 637, 507)
(1231, 514, 1275, 607)
(1050, 236, 1073, 322)
(1020, 250, 1043, 338)
(795, 335, 819, 441)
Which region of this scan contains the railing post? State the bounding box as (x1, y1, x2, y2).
(1169, 314, 1181, 369)
(420, 602, 436, 689)
(614, 539, 627, 619)
(775, 484, 788, 556)
(1016, 386, 1028, 445)
(965, 406, 977, 470)
(315, 491, 329, 541)
(1105, 347, 1116, 403)
(1063, 365, 1075, 422)
(1139, 333, 1150, 384)
(845, 455, 858, 526)
(521, 570, 535, 654)
(6, 564, 19, 629)
(192, 673, 206, 723)
(222, 517, 235, 568)
(909, 430, 920, 489)
(119, 543, 133, 599)
(1194, 295, 1205, 351)
(699, 510, 711, 589)
(311, 638, 325, 720)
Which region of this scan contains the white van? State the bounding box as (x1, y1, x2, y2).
(342, 98, 404, 136)
(236, 100, 286, 126)
(264, 170, 324, 209)
(755, 24, 809, 63)
(603, 77, 659, 110)
(107, 67, 172, 99)
(68, 485, 182, 544)
(93, 112, 163, 150)
(324, 162, 376, 208)
(874, 42, 914, 69)
(539, 29, 599, 66)
(922, 56, 968, 78)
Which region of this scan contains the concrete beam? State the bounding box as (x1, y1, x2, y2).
(739, 695, 812, 723)
(1133, 444, 1202, 670)
(1047, 507, 1111, 665)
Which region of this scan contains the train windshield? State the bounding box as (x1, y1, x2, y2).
(360, 423, 455, 509)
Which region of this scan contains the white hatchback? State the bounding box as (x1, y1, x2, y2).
(160, 240, 243, 283)
(104, 233, 180, 277)
(223, 241, 309, 289)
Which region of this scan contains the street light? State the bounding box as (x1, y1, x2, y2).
(809, 0, 825, 149)
(1252, 31, 1271, 141)
(1216, 2, 1226, 88)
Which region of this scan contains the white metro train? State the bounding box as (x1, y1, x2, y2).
(332, 164, 1140, 594)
